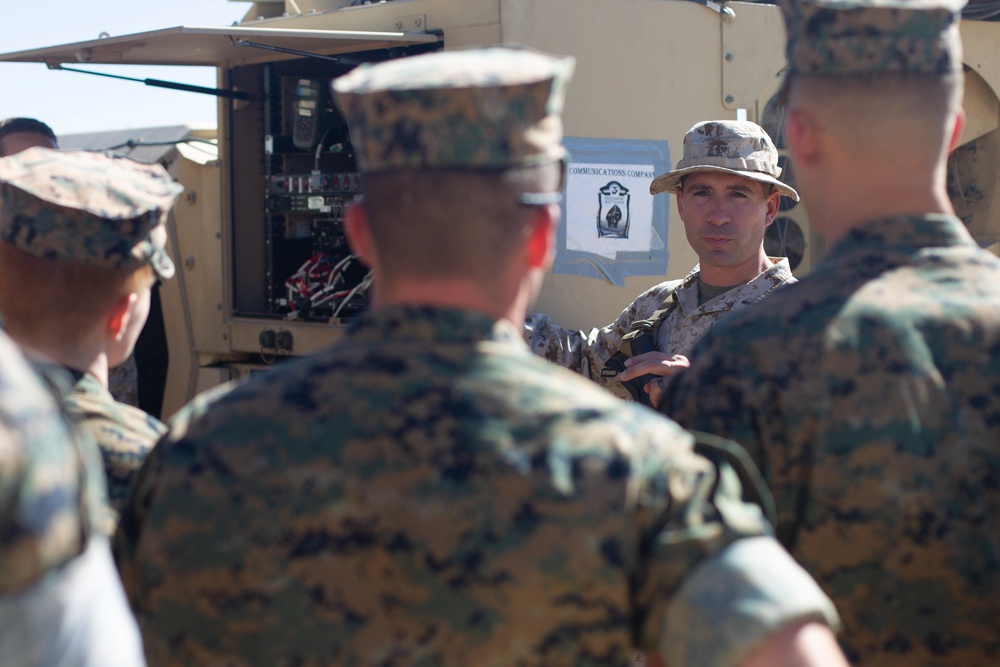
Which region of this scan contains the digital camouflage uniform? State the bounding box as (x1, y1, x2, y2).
(662, 1, 1000, 664)
(109, 356, 140, 407)
(0, 147, 182, 532)
(0, 326, 144, 666)
(66, 370, 166, 524)
(526, 120, 799, 401)
(115, 48, 839, 667)
(117, 306, 839, 667)
(525, 258, 794, 400)
(0, 337, 102, 595)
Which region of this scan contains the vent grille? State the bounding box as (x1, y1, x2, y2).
(765, 216, 806, 271)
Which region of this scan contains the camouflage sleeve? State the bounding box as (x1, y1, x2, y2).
(524, 280, 681, 398)
(68, 387, 166, 526)
(628, 415, 837, 666)
(521, 312, 622, 394)
(0, 353, 107, 594)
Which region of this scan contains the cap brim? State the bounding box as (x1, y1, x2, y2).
(150, 247, 175, 281)
(649, 165, 799, 201)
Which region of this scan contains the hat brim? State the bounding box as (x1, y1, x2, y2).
(649, 165, 800, 201)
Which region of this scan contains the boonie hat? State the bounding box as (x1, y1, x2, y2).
(332, 47, 575, 174)
(649, 120, 798, 201)
(0, 147, 183, 280)
(779, 0, 966, 78)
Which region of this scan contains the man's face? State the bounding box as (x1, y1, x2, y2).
(676, 171, 780, 274)
(0, 132, 56, 157)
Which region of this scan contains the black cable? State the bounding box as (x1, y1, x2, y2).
(102, 138, 218, 151)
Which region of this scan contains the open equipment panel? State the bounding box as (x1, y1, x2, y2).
(228, 42, 441, 329)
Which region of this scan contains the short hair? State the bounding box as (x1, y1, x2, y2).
(788, 71, 963, 153)
(0, 242, 153, 345)
(361, 162, 562, 284)
(0, 118, 57, 146)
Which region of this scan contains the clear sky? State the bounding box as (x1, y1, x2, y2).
(0, 0, 255, 135)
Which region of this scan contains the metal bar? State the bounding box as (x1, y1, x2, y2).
(230, 38, 363, 65)
(53, 65, 255, 101)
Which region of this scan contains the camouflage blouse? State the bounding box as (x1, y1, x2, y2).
(116, 305, 836, 667)
(663, 214, 1000, 665)
(525, 258, 795, 399)
(66, 371, 164, 530)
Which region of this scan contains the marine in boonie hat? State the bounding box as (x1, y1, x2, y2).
(649, 120, 799, 201)
(778, 0, 966, 77)
(331, 47, 575, 175)
(0, 147, 183, 280)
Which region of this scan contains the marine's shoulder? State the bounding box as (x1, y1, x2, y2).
(0, 340, 78, 463)
(67, 383, 166, 443)
(165, 336, 691, 461)
(473, 347, 693, 441)
(618, 275, 691, 324)
(634, 275, 689, 303)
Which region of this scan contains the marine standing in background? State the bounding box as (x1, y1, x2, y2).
(0, 148, 183, 527)
(0, 116, 145, 409)
(0, 117, 57, 157)
(0, 322, 144, 665)
(525, 120, 798, 405)
(115, 47, 846, 667)
(662, 0, 1000, 664)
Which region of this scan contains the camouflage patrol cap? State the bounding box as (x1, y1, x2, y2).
(0, 147, 182, 280)
(649, 120, 799, 201)
(779, 0, 966, 77)
(332, 47, 575, 172)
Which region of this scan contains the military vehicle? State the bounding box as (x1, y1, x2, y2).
(2, 0, 999, 418)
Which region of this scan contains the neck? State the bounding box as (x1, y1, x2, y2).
(699, 248, 772, 287)
(16, 336, 109, 388)
(807, 155, 958, 247)
(371, 278, 528, 327)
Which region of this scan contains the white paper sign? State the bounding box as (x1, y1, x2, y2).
(565, 163, 657, 259)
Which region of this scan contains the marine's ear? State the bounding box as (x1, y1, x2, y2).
(106, 292, 139, 342)
(764, 186, 781, 227)
(344, 201, 376, 268)
(947, 106, 966, 154)
(525, 203, 559, 271)
(785, 105, 821, 169)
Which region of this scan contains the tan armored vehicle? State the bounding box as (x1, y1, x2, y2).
(2, 0, 999, 418)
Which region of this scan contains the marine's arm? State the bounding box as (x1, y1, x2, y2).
(630, 420, 841, 667)
(643, 622, 847, 667)
(522, 312, 625, 391)
(524, 280, 680, 393)
(1, 350, 146, 667)
(742, 620, 848, 667)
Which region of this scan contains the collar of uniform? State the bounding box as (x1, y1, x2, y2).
(676, 257, 794, 314)
(348, 305, 527, 347)
(822, 214, 974, 266)
(65, 369, 112, 399)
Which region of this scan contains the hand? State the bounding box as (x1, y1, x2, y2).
(619, 352, 690, 382)
(619, 352, 690, 407)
